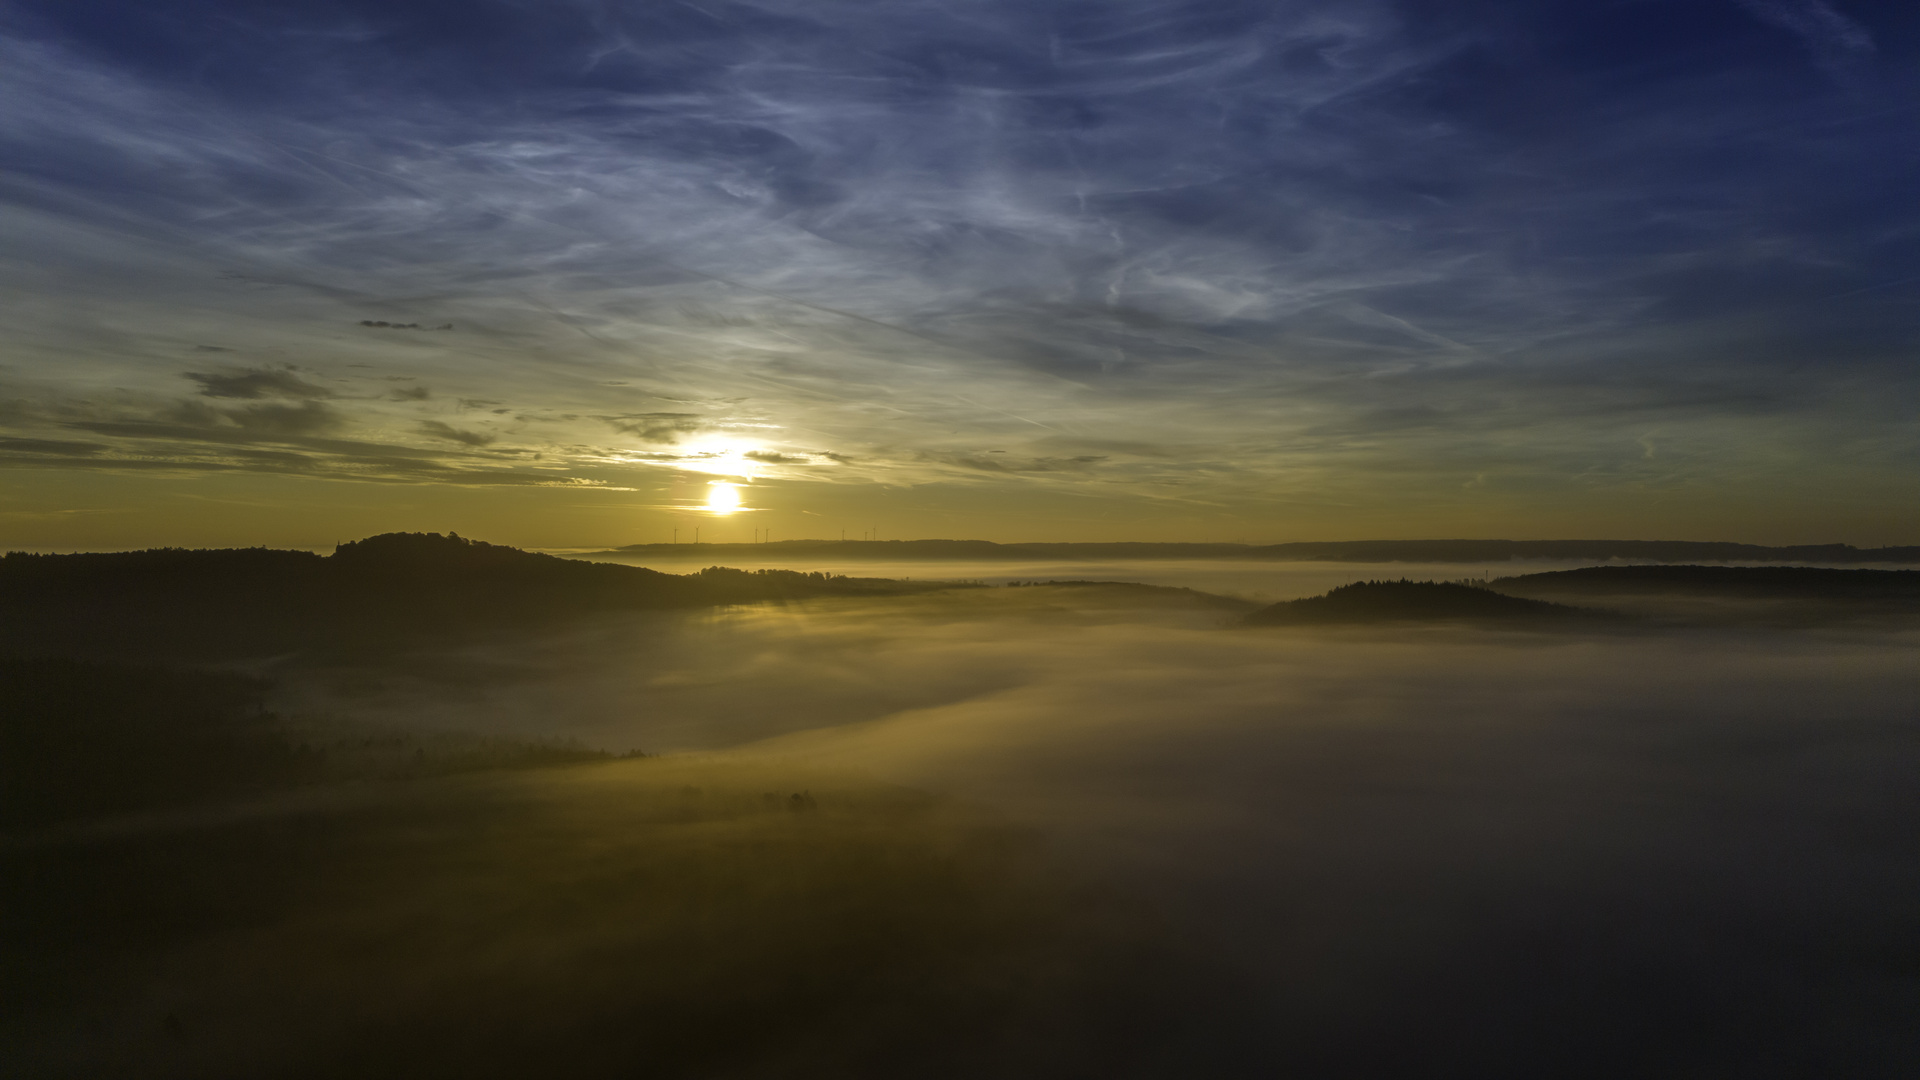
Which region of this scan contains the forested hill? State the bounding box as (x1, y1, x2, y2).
(1489, 565, 1920, 599)
(1246, 580, 1592, 626)
(600, 538, 1920, 564)
(0, 532, 963, 660)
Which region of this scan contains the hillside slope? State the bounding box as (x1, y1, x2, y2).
(0, 533, 968, 660)
(1490, 565, 1920, 600)
(1247, 580, 1591, 626)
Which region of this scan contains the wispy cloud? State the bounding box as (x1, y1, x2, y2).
(1732, 0, 1876, 85)
(417, 420, 497, 447)
(0, 1, 1912, 536)
(185, 367, 333, 400)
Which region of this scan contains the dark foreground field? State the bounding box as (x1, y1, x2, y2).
(4, 753, 1226, 1079)
(5, 538, 1919, 1077)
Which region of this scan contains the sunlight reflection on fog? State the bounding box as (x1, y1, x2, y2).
(576, 555, 1625, 601)
(266, 573, 1920, 1072)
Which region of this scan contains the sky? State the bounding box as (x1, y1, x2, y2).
(0, 0, 1915, 549)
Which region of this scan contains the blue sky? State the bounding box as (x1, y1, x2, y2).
(0, 0, 1914, 546)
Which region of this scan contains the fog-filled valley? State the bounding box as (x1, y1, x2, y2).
(10, 0, 1920, 1070)
(5, 538, 1919, 1077)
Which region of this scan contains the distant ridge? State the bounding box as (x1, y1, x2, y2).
(597, 538, 1920, 564)
(1490, 565, 1920, 600)
(1247, 580, 1591, 626)
(0, 532, 968, 660)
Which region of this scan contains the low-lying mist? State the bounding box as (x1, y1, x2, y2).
(9, 551, 1919, 1077)
(260, 578, 1920, 1075)
(577, 553, 1621, 601)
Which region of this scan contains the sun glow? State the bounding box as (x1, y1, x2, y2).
(706, 482, 742, 515)
(667, 438, 767, 479)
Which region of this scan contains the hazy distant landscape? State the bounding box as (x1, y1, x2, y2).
(6, 0, 1919, 1073)
(5, 534, 1919, 1077)
(592, 537, 1920, 564)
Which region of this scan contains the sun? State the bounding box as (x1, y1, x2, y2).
(705, 482, 742, 515)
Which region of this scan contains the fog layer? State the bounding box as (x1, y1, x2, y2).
(271, 578, 1920, 1075)
(578, 554, 1633, 601)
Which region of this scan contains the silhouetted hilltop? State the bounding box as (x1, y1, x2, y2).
(326, 532, 703, 606)
(598, 538, 1920, 564)
(0, 533, 970, 661)
(1247, 580, 1590, 626)
(1490, 565, 1920, 599)
(332, 530, 557, 572)
(0, 534, 695, 632)
(0, 545, 326, 598)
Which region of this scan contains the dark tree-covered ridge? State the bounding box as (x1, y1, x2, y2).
(0, 532, 970, 661)
(1247, 580, 1590, 626)
(1490, 565, 1920, 599)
